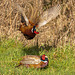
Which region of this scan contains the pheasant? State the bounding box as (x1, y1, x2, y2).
(13, 2, 61, 39)
(16, 54, 49, 68)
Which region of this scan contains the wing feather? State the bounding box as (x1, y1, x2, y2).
(11, 1, 29, 26)
(38, 4, 61, 28)
(20, 55, 41, 64)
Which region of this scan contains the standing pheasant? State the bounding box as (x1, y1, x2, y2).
(16, 54, 49, 68)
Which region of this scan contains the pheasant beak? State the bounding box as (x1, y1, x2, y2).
(34, 31, 39, 34)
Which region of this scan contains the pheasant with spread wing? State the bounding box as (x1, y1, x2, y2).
(13, 2, 61, 39)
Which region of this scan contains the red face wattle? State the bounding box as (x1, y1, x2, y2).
(34, 31, 39, 34)
(42, 54, 45, 60)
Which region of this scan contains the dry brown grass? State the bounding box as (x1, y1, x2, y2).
(0, 0, 75, 47)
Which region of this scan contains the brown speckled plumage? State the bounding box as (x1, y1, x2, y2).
(16, 55, 49, 68)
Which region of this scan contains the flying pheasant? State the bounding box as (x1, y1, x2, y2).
(13, 2, 61, 39)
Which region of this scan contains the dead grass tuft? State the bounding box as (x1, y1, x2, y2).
(0, 0, 75, 47)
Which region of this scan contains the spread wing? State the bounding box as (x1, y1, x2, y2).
(16, 4, 29, 25)
(20, 55, 41, 64)
(38, 4, 61, 28)
(11, 1, 29, 26)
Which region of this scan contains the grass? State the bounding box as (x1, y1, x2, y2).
(0, 39, 75, 75)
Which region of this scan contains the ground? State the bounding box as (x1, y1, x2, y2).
(0, 39, 75, 75)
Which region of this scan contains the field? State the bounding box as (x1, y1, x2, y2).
(0, 0, 75, 75)
(0, 39, 75, 75)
